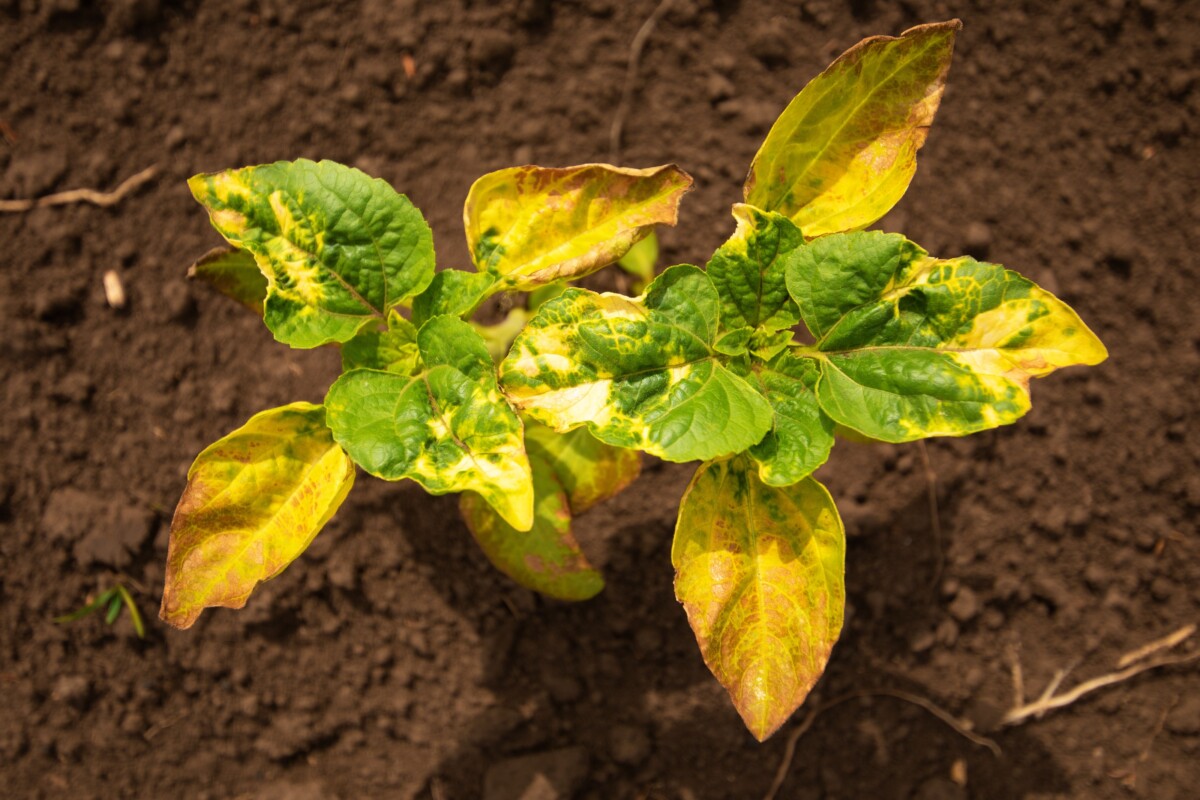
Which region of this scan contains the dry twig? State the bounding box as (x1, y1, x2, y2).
(609, 0, 675, 163)
(763, 688, 999, 800)
(0, 165, 157, 213)
(1002, 625, 1197, 727)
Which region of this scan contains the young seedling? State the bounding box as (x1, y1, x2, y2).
(163, 20, 1106, 741)
(57, 582, 147, 639)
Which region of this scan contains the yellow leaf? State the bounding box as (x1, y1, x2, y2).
(464, 163, 692, 290)
(673, 457, 845, 741)
(160, 403, 355, 629)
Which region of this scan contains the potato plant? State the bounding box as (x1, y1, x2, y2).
(161, 20, 1106, 741)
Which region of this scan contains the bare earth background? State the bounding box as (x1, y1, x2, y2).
(2, 1, 1198, 798)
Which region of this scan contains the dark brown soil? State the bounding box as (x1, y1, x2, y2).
(2, 1, 1198, 798)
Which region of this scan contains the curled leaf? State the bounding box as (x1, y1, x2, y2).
(187, 246, 268, 314)
(161, 403, 355, 629)
(465, 163, 693, 290)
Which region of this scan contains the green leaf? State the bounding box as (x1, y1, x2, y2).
(160, 403, 355, 629)
(616, 229, 658, 288)
(786, 232, 1108, 442)
(706, 205, 803, 332)
(715, 328, 753, 357)
(412, 269, 498, 326)
(525, 422, 640, 514)
(472, 309, 530, 364)
(187, 246, 268, 314)
(188, 159, 435, 348)
(464, 164, 693, 290)
(749, 351, 835, 485)
(744, 20, 961, 238)
(500, 265, 773, 462)
(341, 310, 421, 374)
(673, 457, 845, 741)
(325, 319, 534, 530)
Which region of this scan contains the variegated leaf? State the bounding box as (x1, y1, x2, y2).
(745, 20, 960, 238)
(464, 163, 693, 290)
(673, 457, 845, 741)
(161, 403, 355, 629)
(500, 265, 773, 462)
(706, 205, 803, 332)
(189, 159, 435, 348)
(460, 422, 637, 600)
(786, 231, 1108, 442)
(187, 246, 268, 314)
(325, 316, 533, 530)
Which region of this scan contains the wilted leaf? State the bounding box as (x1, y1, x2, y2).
(745, 20, 960, 238)
(464, 163, 692, 290)
(161, 403, 355, 629)
(500, 265, 773, 462)
(673, 457, 845, 741)
(189, 159, 435, 348)
(187, 246, 268, 314)
(706, 205, 803, 332)
(786, 231, 1108, 441)
(325, 317, 533, 530)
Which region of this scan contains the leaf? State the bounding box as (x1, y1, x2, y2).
(673, 457, 845, 741)
(188, 246, 268, 314)
(188, 159, 435, 348)
(160, 403, 355, 629)
(749, 351, 836, 485)
(412, 269, 498, 326)
(325, 318, 533, 530)
(616, 229, 658, 287)
(744, 20, 961, 238)
(341, 310, 421, 374)
(500, 265, 774, 462)
(461, 451, 604, 602)
(472, 309, 530, 364)
(706, 205, 803, 332)
(464, 163, 693, 290)
(786, 231, 1108, 442)
(525, 422, 640, 514)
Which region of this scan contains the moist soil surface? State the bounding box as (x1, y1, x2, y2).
(2, 1, 1198, 798)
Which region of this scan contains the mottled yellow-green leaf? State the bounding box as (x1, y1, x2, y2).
(745, 20, 960, 238)
(525, 422, 640, 514)
(189, 159, 435, 348)
(749, 351, 835, 486)
(160, 403, 355, 629)
(673, 457, 845, 741)
(461, 450, 604, 601)
(464, 163, 693, 290)
(786, 231, 1108, 442)
(500, 266, 773, 462)
(187, 246, 268, 314)
(412, 269, 499, 326)
(706, 205, 803, 332)
(326, 317, 534, 530)
(340, 310, 421, 374)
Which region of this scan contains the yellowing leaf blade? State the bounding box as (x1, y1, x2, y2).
(461, 451, 604, 601)
(673, 457, 845, 741)
(465, 163, 693, 290)
(745, 20, 960, 238)
(525, 422, 640, 514)
(160, 402, 355, 629)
